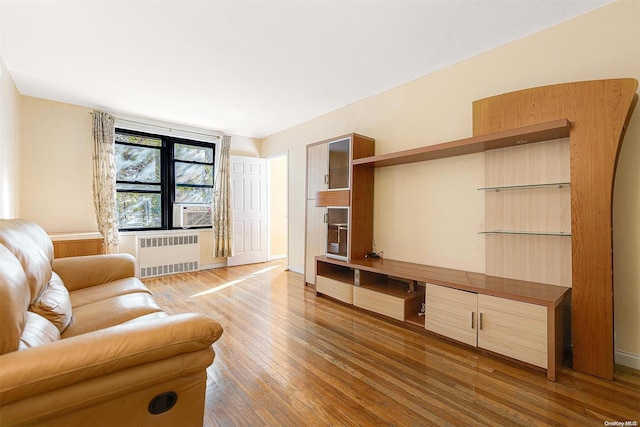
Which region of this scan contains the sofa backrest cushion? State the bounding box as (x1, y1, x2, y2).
(30, 272, 73, 333)
(0, 244, 31, 355)
(0, 219, 54, 304)
(19, 311, 61, 350)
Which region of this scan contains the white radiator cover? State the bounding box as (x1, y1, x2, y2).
(136, 233, 200, 278)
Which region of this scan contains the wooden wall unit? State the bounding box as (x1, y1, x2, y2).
(309, 78, 638, 381)
(473, 79, 639, 380)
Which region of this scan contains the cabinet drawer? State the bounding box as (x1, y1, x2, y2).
(316, 276, 353, 304)
(353, 286, 406, 321)
(478, 294, 547, 368)
(425, 284, 477, 346)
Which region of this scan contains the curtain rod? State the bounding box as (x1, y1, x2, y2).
(89, 112, 222, 139)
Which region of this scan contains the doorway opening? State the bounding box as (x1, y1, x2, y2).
(267, 153, 288, 263)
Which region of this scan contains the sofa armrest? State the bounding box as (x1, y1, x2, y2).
(52, 254, 136, 291)
(0, 313, 223, 405)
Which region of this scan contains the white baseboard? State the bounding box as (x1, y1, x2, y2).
(269, 254, 287, 261)
(200, 262, 227, 270)
(615, 350, 640, 370)
(287, 265, 304, 275)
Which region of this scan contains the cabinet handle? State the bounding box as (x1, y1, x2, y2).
(479, 312, 483, 330)
(471, 312, 475, 329)
(324, 174, 329, 185)
(324, 213, 328, 223)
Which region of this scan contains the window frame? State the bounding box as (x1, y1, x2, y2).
(114, 127, 215, 231)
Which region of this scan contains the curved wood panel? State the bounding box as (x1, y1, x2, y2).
(472, 79, 639, 380)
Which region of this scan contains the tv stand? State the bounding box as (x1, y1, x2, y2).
(316, 255, 570, 381)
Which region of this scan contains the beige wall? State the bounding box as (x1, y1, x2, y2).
(20, 97, 96, 231)
(261, 0, 640, 364)
(0, 55, 22, 219)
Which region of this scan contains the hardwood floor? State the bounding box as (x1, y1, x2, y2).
(142, 261, 640, 427)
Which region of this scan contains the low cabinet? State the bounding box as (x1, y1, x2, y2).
(425, 283, 552, 376)
(315, 256, 569, 381)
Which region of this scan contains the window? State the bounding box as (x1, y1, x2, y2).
(174, 143, 214, 203)
(115, 128, 215, 230)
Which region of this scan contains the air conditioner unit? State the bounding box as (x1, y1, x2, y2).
(173, 204, 212, 228)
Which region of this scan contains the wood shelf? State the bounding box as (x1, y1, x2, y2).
(359, 278, 424, 299)
(316, 260, 353, 283)
(352, 119, 570, 168)
(404, 313, 425, 328)
(316, 256, 569, 308)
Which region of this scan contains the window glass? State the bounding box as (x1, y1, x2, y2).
(175, 163, 213, 186)
(116, 192, 162, 229)
(114, 128, 215, 230)
(115, 133, 161, 147)
(175, 143, 213, 163)
(175, 187, 213, 204)
(115, 145, 161, 183)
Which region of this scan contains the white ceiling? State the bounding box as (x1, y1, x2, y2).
(1, 0, 612, 139)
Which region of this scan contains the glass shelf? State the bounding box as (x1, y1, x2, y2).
(479, 230, 571, 237)
(478, 182, 570, 191)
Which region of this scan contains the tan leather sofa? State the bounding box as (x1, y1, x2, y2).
(0, 219, 223, 427)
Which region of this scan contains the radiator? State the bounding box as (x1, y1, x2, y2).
(136, 233, 200, 278)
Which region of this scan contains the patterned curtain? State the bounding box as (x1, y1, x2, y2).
(91, 111, 119, 254)
(213, 135, 233, 257)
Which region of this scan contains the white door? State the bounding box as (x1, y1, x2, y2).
(227, 155, 268, 266)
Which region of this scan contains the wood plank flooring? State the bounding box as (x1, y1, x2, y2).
(142, 261, 640, 427)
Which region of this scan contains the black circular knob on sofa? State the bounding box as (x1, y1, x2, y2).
(148, 391, 178, 414)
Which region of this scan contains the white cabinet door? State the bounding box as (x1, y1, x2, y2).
(477, 294, 548, 368)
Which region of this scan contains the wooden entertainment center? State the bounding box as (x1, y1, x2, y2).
(316, 255, 569, 381)
(304, 79, 638, 381)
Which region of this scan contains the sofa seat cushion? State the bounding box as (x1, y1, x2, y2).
(119, 311, 170, 325)
(19, 312, 60, 350)
(30, 272, 72, 333)
(62, 293, 163, 338)
(69, 277, 152, 308)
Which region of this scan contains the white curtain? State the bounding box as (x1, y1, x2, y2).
(91, 110, 119, 254)
(213, 135, 233, 257)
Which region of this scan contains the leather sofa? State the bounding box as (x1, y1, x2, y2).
(0, 219, 223, 426)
